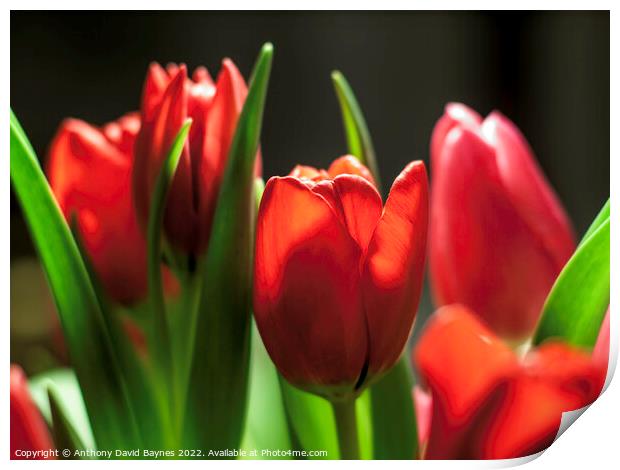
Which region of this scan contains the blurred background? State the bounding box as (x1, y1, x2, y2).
(11, 11, 609, 373)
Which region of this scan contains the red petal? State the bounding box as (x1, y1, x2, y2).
(414, 305, 518, 459)
(134, 66, 197, 252)
(308, 175, 382, 253)
(140, 62, 169, 117)
(194, 59, 251, 253)
(362, 161, 428, 376)
(478, 343, 604, 459)
(429, 127, 561, 339)
(430, 103, 482, 173)
(192, 65, 215, 87)
(328, 155, 376, 186)
(481, 112, 575, 271)
(48, 118, 148, 304)
(253, 177, 367, 392)
(290, 164, 329, 181)
(11, 365, 55, 459)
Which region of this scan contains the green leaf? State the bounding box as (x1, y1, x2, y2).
(369, 356, 419, 459)
(145, 119, 192, 441)
(71, 222, 169, 449)
(11, 110, 140, 450)
(29, 369, 95, 451)
(331, 70, 381, 190)
(533, 202, 610, 348)
(278, 380, 373, 460)
(183, 43, 273, 453)
(279, 380, 339, 459)
(240, 321, 292, 459)
(48, 386, 88, 458)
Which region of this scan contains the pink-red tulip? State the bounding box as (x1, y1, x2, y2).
(10, 365, 55, 459)
(414, 305, 606, 459)
(254, 156, 428, 399)
(429, 103, 575, 340)
(133, 61, 260, 256)
(48, 113, 149, 305)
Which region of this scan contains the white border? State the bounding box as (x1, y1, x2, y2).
(4, 4, 615, 469)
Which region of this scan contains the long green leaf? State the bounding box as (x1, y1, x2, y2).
(145, 119, 192, 443)
(369, 356, 419, 459)
(183, 43, 273, 453)
(279, 380, 339, 459)
(331, 70, 381, 190)
(11, 110, 140, 450)
(48, 386, 87, 458)
(240, 321, 292, 459)
(533, 202, 610, 348)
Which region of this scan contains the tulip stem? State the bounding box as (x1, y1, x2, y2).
(332, 399, 360, 460)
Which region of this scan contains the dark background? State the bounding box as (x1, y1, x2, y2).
(10, 11, 610, 368)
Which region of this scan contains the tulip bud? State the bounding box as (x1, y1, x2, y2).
(253, 156, 428, 400)
(133, 61, 260, 257)
(429, 103, 575, 340)
(10, 365, 55, 459)
(48, 114, 149, 305)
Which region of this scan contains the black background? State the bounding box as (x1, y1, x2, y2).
(11, 11, 609, 245)
(9, 10, 610, 370)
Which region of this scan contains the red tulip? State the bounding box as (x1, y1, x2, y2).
(414, 305, 606, 459)
(133, 61, 260, 256)
(48, 113, 150, 305)
(254, 156, 428, 399)
(429, 103, 575, 340)
(10, 365, 55, 459)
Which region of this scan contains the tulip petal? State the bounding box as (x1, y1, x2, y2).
(290, 164, 329, 181)
(316, 175, 383, 253)
(482, 112, 575, 270)
(414, 305, 517, 459)
(134, 66, 197, 251)
(362, 161, 428, 376)
(478, 343, 605, 459)
(11, 366, 55, 459)
(430, 102, 482, 172)
(254, 177, 367, 391)
(415, 305, 516, 425)
(429, 127, 560, 339)
(141, 62, 169, 117)
(48, 119, 148, 305)
(328, 155, 376, 186)
(195, 59, 251, 252)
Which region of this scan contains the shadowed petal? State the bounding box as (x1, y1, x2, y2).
(253, 177, 367, 392)
(363, 160, 428, 376)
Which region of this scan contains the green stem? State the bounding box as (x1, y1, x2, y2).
(331, 399, 360, 460)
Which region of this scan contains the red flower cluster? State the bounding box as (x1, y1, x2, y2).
(254, 156, 428, 398)
(47, 60, 255, 304)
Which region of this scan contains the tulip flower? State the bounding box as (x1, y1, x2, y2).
(414, 305, 606, 459)
(48, 113, 149, 305)
(133, 61, 260, 256)
(10, 365, 55, 459)
(429, 103, 575, 340)
(253, 156, 428, 399)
